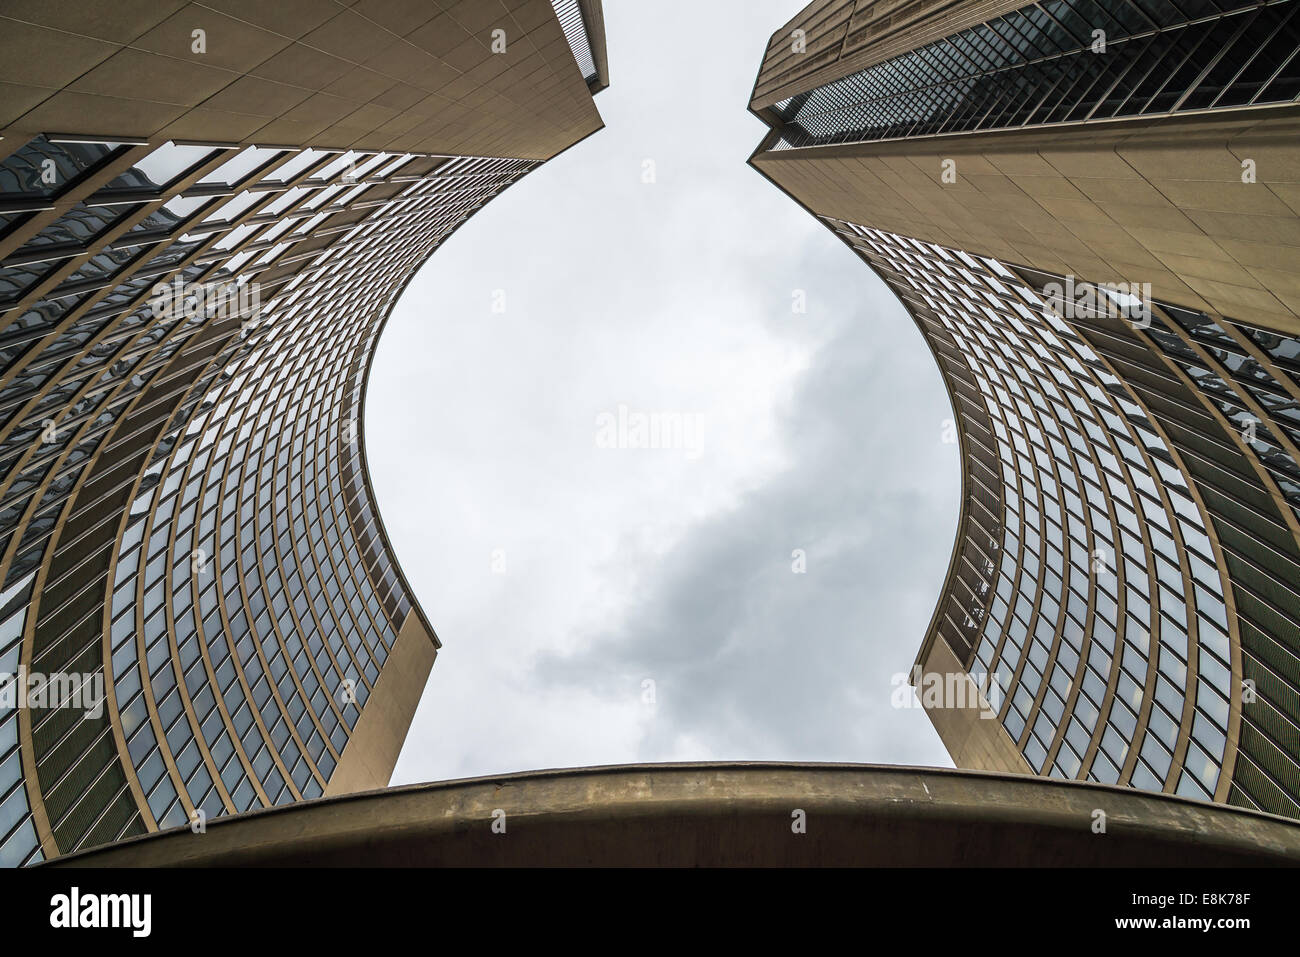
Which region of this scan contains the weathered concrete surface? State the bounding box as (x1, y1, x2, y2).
(326, 610, 438, 797)
(751, 109, 1300, 336)
(44, 763, 1300, 866)
(0, 0, 603, 159)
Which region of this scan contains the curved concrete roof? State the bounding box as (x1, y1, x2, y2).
(44, 762, 1300, 866)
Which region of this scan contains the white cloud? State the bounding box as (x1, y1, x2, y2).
(365, 0, 960, 783)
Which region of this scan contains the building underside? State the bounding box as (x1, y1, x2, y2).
(42, 763, 1300, 866)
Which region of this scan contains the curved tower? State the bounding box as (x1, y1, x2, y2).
(751, 0, 1300, 817)
(0, 0, 608, 864)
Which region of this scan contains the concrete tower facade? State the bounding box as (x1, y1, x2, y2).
(751, 0, 1300, 818)
(0, 0, 607, 864)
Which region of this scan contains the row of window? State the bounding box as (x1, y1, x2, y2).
(772, 0, 1297, 147)
(0, 134, 529, 857)
(840, 221, 1234, 800)
(102, 149, 534, 827)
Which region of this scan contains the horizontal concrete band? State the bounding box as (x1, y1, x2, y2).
(43, 763, 1300, 866)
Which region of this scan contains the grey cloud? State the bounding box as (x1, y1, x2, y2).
(374, 0, 960, 783)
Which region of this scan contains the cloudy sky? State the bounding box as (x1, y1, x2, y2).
(366, 0, 960, 783)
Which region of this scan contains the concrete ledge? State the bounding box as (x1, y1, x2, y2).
(43, 763, 1300, 867)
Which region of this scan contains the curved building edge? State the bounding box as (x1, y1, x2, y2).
(749, 0, 1300, 818)
(0, 0, 609, 864)
(42, 762, 1300, 866)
